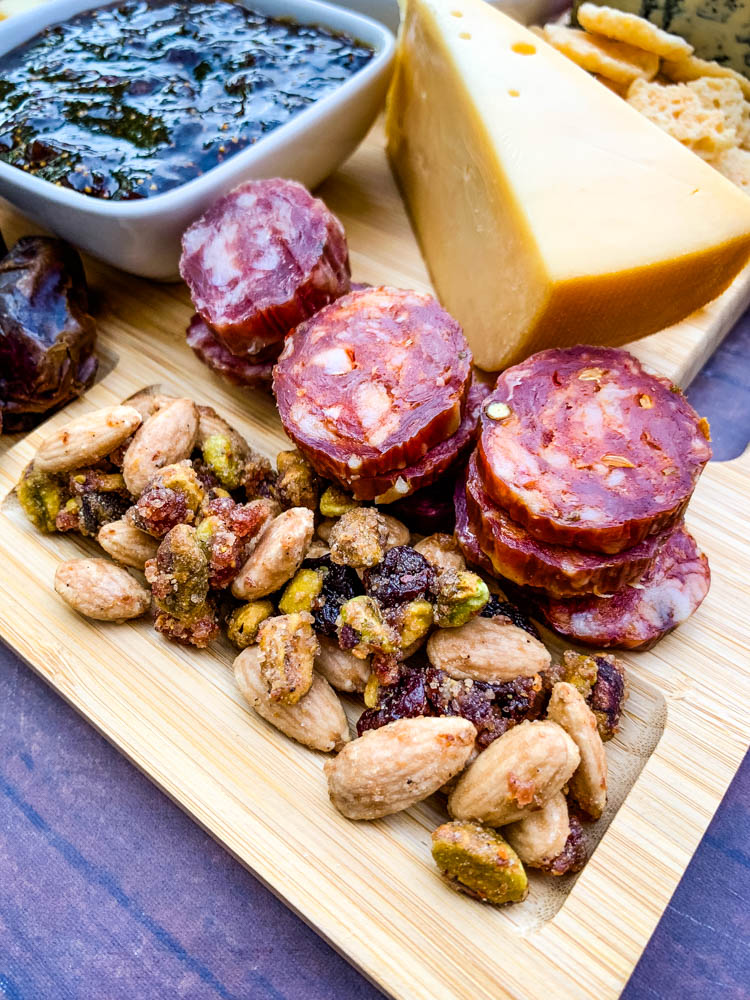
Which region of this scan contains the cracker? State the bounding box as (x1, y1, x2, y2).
(627, 78, 737, 159)
(662, 55, 750, 102)
(713, 147, 750, 193)
(576, 3, 693, 61)
(687, 77, 749, 146)
(543, 23, 659, 85)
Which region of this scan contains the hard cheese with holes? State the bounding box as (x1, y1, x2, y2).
(385, 0, 750, 371)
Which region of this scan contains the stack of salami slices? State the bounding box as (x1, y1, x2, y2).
(455, 346, 713, 650)
(180, 178, 351, 388)
(274, 285, 489, 503)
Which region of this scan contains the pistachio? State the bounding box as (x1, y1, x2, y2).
(319, 483, 359, 518)
(432, 820, 528, 905)
(337, 595, 399, 658)
(36, 405, 143, 473)
(226, 600, 275, 649)
(397, 598, 434, 648)
(325, 716, 476, 820)
(434, 569, 489, 628)
(278, 567, 325, 615)
(274, 449, 319, 510)
(234, 645, 349, 753)
(257, 611, 318, 705)
(448, 720, 580, 826)
(54, 558, 151, 622)
(17, 465, 64, 533)
(427, 616, 550, 683)
(329, 507, 390, 569)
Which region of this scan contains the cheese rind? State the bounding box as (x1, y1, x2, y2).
(386, 0, 750, 371)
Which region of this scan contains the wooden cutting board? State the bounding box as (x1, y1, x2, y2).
(0, 120, 749, 1000)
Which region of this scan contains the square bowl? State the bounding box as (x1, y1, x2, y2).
(0, 0, 395, 279)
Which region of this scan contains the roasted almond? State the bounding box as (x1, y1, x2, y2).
(504, 791, 571, 868)
(547, 682, 608, 820)
(231, 507, 314, 600)
(234, 645, 349, 752)
(123, 388, 177, 421)
(54, 558, 151, 622)
(427, 616, 551, 683)
(122, 397, 198, 496)
(314, 634, 370, 693)
(325, 715, 476, 820)
(448, 720, 580, 826)
(97, 519, 159, 569)
(35, 405, 142, 473)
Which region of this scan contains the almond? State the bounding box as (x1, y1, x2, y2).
(35, 406, 142, 473)
(504, 791, 571, 867)
(325, 716, 476, 820)
(54, 558, 151, 622)
(448, 720, 580, 826)
(123, 388, 177, 421)
(231, 507, 314, 600)
(427, 616, 551, 683)
(547, 682, 608, 820)
(97, 519, 159, 569)
(234, 645, 349, 752)
(122, 397, 198, 496)
(314, 634, 370, 693)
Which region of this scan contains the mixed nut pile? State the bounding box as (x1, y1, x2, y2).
(17, 390, 628, 906)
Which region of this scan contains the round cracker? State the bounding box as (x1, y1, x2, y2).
(577, 3, 693, 61)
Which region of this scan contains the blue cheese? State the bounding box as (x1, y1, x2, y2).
(574, 0, 750, 79)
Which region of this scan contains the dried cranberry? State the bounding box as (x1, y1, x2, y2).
(304, 554, 362, 636)
(356, 667, 430, 735)
(363, 545, 437, 608)
(481, 595, 540, 638)
(547, 812, 587, 875)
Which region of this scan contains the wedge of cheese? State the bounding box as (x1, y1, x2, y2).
(386, 0, 750, 371)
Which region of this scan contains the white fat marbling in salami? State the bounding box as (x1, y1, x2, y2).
(180, 178, 350, 357)
(478, 346, 712, 555)
(274, 286, 472, 481)
(536, 523, 710, 649)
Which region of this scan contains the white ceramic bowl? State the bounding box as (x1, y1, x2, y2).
(0, 0, 395, 279)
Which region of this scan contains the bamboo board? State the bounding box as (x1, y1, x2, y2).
(0, 120, 749, 1000)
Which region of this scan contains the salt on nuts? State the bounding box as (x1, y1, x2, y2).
(122, 397, 199, 496)
(233, 645, 349, 752)
(257, 611, 318, 705)
(231, 507, 314, 600)
(35, 405, 143, 473)
(448, 720, 581, 826)
(547, 682, 608, 820)
(97, 518, 159, 569)
(414, 533, 466, 574)
(314, 634, 371, 693)
(325, 715, 477, 820)
(427, 616, 551, 683)
(329, 507, 390, 569)
(54, 558, 151, 622)
(503, 791, 571, 867)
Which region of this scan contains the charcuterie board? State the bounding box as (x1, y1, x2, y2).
(0, 116, 749, 1000)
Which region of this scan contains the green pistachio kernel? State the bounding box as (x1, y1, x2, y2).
(226, 600, 276, 649)
(319, 484, 359, 518)
(398, 598, 434, 648)
(435, 570, 490, 628)
(202, 433, 245, 490)
(17, 467, 64, 533)
(278, 568, 325, 615)
(431, 821, 528, 906)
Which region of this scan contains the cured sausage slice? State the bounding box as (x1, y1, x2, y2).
(349, 379, 490, 502)
(535, 523, 710, 649)
(186, 315, 274, 389)
(274, 286, 472, 480)
(478, 346, 712, 554)
(454, 473, 496, 577)
(180, 178, 350, 358)
(465, 455, 666, 598)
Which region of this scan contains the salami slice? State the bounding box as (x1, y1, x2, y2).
(535, 523, 710, 650)
(186, 315, 274, 389)
(274, 286, 473, 480)
(454, 473, 496, 577)
(478, 346, 712, 555)
(349, 379, 490, 501)
(465, 454, 666, 598)
(180, 178, 350, 357)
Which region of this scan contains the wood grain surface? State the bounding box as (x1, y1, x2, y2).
(0, 119, 749, 1000)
